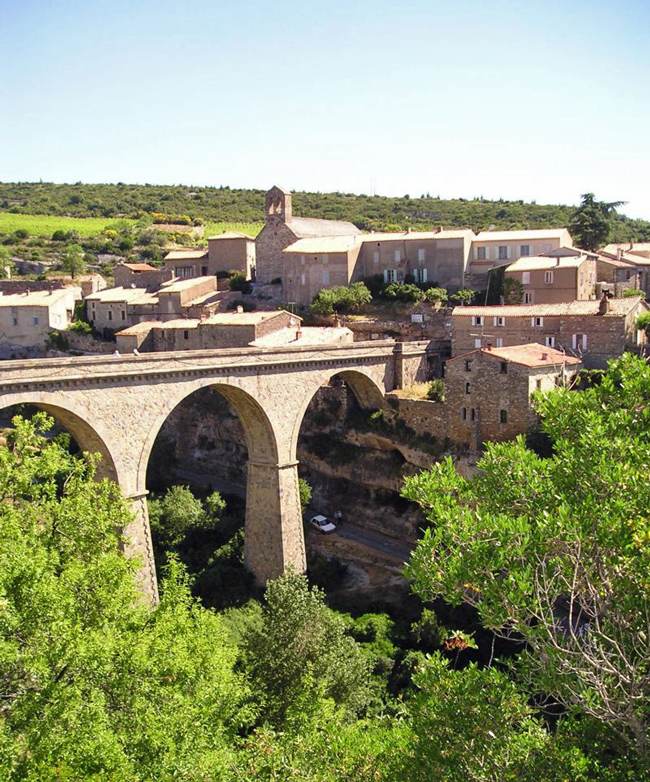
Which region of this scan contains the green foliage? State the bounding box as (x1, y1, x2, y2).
(148, 485, 224, 550)
(298, 476, 312, 512)
(68, 318, 92, 334)
(0, 415, 249, 780)
(636, 311, 650, 334)
(449, 288, 475, 305)
(228, 272, 252, 293)
(503, 275, 524, 304)
(426, 379, 445, 402)
(422, 286, 447, 303)
(623, 287, 646, 297)
(227, 298, 256, 311)
(310, 282, 372, 315)
(403, 353, 650, 767)
(383, 282, 425, 302)
(569, 192, 625, 251)
(59, 243, 85, 278)
(46, 330, 69, 351)
(241, 569, 372, 729)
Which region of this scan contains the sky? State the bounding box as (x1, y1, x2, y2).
(1, 0, 650, 219)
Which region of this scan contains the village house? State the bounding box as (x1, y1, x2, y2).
(451, 297, 648, 368)
(444, 343, 582, 447)
(504, 251, 596, 304)
(207, 232, 256, 279)
(282, 229, 474, 307)
(161, 249, 210, 279)
(115, 310, 353, 353)
(255, 186, 362, 284)
(599, 245, 650, 295)
(113, 262, 172, 291)
(0, 285, 80, 353)
(467, 228, 572, 288)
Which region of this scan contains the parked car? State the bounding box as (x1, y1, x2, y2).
(309, 514, 337, 534)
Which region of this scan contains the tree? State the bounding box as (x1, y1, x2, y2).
(403, 354, 650, 768)
(60, 243, 85, 278)
(569, 193, 625, 251)
(0, 414, 248, 780)
(310, 283, 371, 316)
(449, 289, 475, 306)
(241, 569, 372, 729)
(148, 485, 224, 550)
(503, 276, 524, 304)
(423, 287, 447, 304)
(0, 247, 15, 279)
(636, 311, 650, 336)
(298, 477, 312, 512)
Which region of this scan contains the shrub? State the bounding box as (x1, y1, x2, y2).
(270, 277, 282, 285)
(636, 311, 650, 335)
(449, 288, 475, 305)
(68, 319, 92, 334)
(310, 282, 372, 315)
(226, 298, 256, 312)
(423, 287, 447, 303)
(623, 288, 645, 298)
(426, 379, 445, 402)
(383, 283, 425, 303)
(228, 273, 252, 294)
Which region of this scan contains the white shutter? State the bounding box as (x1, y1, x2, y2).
(507, 246, 512, 259)
(373, 251, 379, 263)
(383, 270, 389, 283)
(394, 250, 400, 263)
(474, 246, 479, 260)
(422, 268, 428, 282)
(572, 334, 577, 350)
(583, 334, 587, 348)
(493, 316, 497, 326)
(322, 270, 330, 285)
(485, 247, 490, 260)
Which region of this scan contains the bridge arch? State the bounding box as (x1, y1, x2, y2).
(0, 393, 120, 484)
(289, 368, 386, 463)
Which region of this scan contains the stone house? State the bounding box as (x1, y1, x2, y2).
(162, 250, 210, 279)
(445, 343, 582, 447)
(0, 285, 80, 351)
(468, 228, 572, 288)
(255, 186, 362, 284)
(451, 297, 648, 368)
(207, 232, 256, 278)
(85, 286, 159, 333)
(113, 262, 172, 291)
(282, 229, 474, 307)
(504, 252, 596, 304)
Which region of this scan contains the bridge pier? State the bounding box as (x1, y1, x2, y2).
(244, 459, 306, 584)
(123, 491, 159, 603)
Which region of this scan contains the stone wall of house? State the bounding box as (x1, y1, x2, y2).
(255, 221, 297, 283)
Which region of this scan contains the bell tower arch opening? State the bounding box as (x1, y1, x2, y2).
(265, 185, 292, 224)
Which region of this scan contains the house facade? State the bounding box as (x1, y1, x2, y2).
(445, 343, 582, 446)
(504, 253, 596, 304)
(207, 232, 256, 278)
(451, 297, 648, 368)
(0, 285, 80, 351)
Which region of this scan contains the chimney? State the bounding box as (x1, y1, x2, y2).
(541, 352, 548, 361)
(295, 326, 302, 341)
(236, 305, 243, 313)
(486, 342, 493, 351)
(598, 292, 610, 315)
(617, 247, 622, 261)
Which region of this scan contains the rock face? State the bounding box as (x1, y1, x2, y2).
(154, 382, 464, 542)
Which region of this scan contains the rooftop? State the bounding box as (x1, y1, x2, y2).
(506, 255, 587, 272)
(85, 286, 158, 304)
(474, 228, 570, 242)
(119, 263, 158, 272)
(288, 216, 362, 239)
(452, 298, 647, 318)
(0, 287, 78, 307)
(207, 231, 255, 241)
(158, 276, 217, 294)
(283, 235, 363, 254)
(283, 228, 475, 255)
(250, 325, 353, 348)
(163, 249, 208, 261)
(448, 342, 581, 368)
(202, 310, 300, 326)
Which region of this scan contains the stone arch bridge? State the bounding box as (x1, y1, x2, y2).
(0, 339, 429, 601)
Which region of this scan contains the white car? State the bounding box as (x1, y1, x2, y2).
(309, 514, 337, 534)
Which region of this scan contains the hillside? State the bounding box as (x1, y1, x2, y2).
(2, 181, 650, 241)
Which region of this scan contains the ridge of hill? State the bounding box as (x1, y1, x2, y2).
(1, 182, 649, 242)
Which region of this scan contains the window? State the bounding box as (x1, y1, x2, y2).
(322, 254, 329, 265)
(108, 311, 113, 321)
(461, 407, 467, 421)
(301, 273, 305, 285)
(415, 267, 428, 283)
(394, 250, 401, 263)
(322, 270, 330, 285)
(471, 315, 484, 326)
(500, 362, 508, 374)
(520, 245, 531, 256)
(476, 246, 488, 260)
(493, 316, 505, 327)
(545, 336, 556, 347)
(465, 360, 472, 372)
(524, 292, 534, 304)
(418, 248, 426, 262)
(498, 245, 509, 260)
(471, 408, 476, 421)
(580, 273, 584, 286)
(522, 272, 531, 285)
(573, 333, 587, 350)
(536, 379, 542, 391)
(12, 317, 17, 327)
(179, 266, 194, 278)
(121, 310, 125, 320)
(474, 338, 482, 348)
(384, 269, 397, 283)
(496, 337, 504, 347)
(465, 382, 471, 394)
(373, 250, 379, 264)
(544, 271, 554, 284)
(183, 330, 189, 340)
(531, 316, 544, 327)
(201, 266, 208, 276)
(500, 409, 508, 424)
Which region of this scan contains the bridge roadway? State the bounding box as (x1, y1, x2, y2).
(0, 339, 429, 601)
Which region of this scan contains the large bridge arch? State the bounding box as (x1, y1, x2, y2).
(289, 367, 386, 464)
(0, 393, 120, 484)
(137, 377, 304, 587)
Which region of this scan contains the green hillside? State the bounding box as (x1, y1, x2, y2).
(2, 181, 649, 241)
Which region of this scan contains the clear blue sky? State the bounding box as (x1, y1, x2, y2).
(2, 0, 649, 219)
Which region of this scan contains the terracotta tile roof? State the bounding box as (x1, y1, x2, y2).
(452, 298, 647, 318)
(283, 235, 363, 254)
(448, 342, 582, 368)
(163, 250, 208, 261)
(120, 263, 157, 272)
